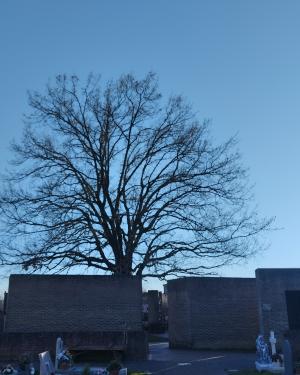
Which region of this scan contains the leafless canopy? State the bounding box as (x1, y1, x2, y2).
(0, 73, 272, 278)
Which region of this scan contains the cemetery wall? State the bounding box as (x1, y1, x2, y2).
(256, 268, 300, 346)
(4, 274, 143, 333)
(168, 277, 259, 350)
(167, 279, 192, 348)
(0, 331, 147, 361)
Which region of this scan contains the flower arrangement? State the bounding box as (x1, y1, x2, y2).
(1, 365, 16, 375)
(271, 353, 283, 366)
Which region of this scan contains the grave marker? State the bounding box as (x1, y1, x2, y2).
(39, 351, 55, 375)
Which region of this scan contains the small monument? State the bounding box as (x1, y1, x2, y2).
(255, 332, 284, 373)
(256, 334, 272, 371)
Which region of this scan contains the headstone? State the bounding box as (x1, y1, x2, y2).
(55, 337, 63, 370)
(39, 351, 55, 375)
(270, 331, 277, 356)
(283, 339, 293, 375)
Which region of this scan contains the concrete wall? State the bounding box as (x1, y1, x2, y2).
(168, 277, 259, 350)
(5, 274, 142, 333)
(256, 268, 300, 343)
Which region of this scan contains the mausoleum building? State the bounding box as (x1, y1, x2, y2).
(168, 269, 300, 351)
(0, 274, 147, 360)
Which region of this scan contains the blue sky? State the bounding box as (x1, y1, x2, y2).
(1, 1, 300, 292)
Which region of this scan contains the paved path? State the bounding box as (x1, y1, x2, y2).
(14, 342, 255, 375)
(125, 342, 256, 375)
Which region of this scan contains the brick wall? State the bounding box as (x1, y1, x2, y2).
(256, 268, 300, 345)
(168, 279, 192, 348)
(168, 277, 259, 350)
(5, 274, 142, 333)
(0, 331, 147, 361)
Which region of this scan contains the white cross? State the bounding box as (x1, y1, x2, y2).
(55, 337, 64, 370)
(269, 330, 277, 355)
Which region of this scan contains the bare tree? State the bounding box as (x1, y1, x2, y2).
(0, 73, 272, 278)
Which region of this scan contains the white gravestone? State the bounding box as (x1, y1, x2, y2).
(39, 351, 55, 375)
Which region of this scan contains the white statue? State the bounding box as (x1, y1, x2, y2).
(256, 335, 271, 364)
(255, 333, 284, 373)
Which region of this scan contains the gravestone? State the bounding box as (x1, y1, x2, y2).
(39, 351, 55, 375)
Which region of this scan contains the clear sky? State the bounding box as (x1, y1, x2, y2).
(1, 1, 300, 292)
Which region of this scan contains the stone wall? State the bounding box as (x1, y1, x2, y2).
(5, 274, 142, 333)
(168, 277, 259, 350)
(256, 268, 300, 345)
